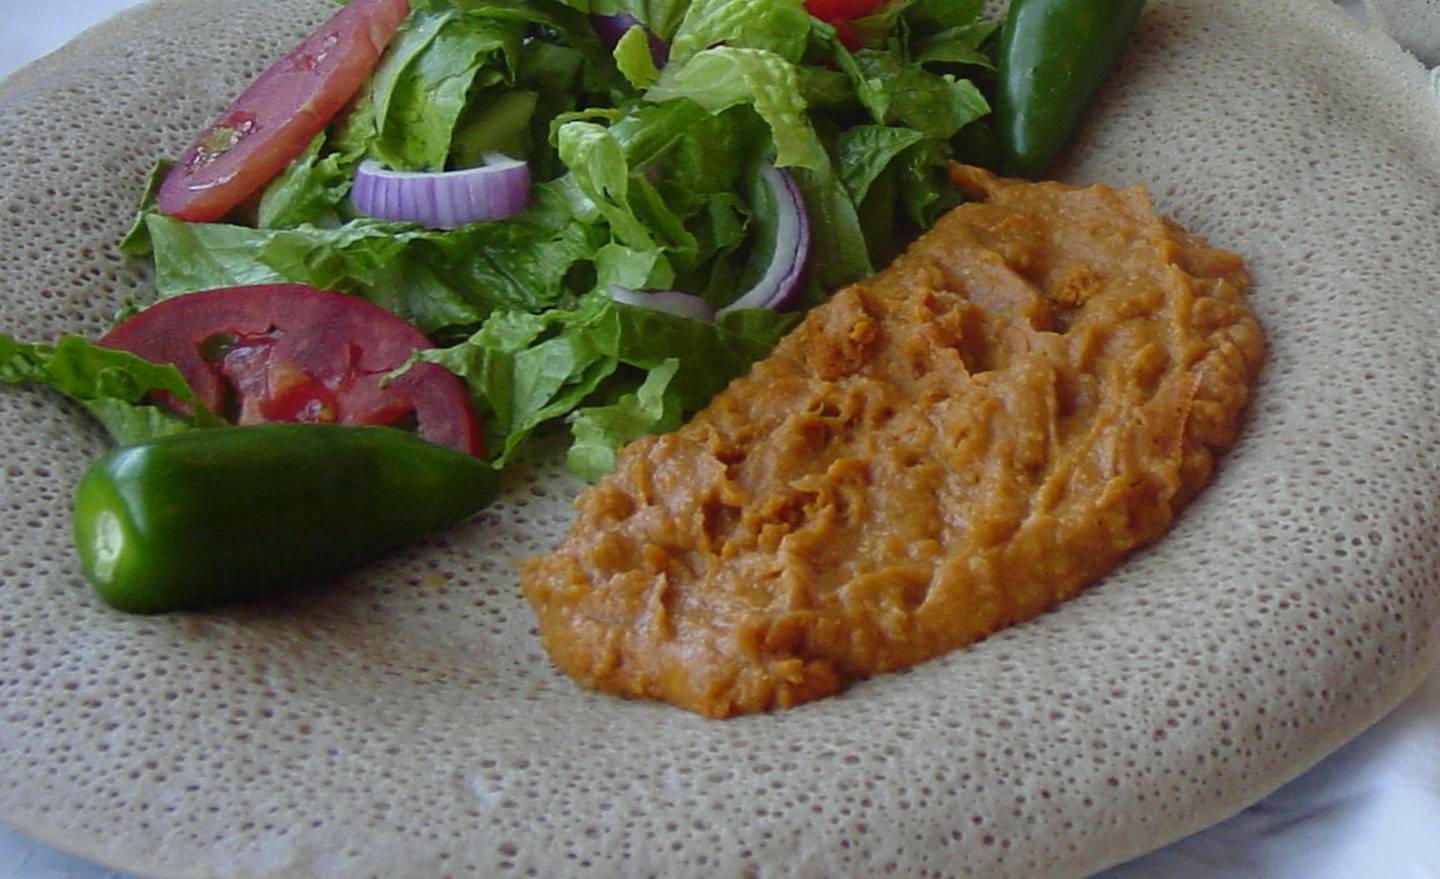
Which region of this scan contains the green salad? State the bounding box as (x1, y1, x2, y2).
(12, 0, 1001, 479)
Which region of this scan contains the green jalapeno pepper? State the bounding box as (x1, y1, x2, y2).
(73, 423, 500, 613)
(994, 0, 1145, 179)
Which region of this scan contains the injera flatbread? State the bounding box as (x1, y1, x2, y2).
(1, 1, 1438, 877)
(1366, 0, 1440, 64)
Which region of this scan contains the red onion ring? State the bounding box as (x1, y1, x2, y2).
(606, 163, 811, 322)
(351, 153, 530, 228)
(607, 285, 716, 322)
(716, 164, 810, 316)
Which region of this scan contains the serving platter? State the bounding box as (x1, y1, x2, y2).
(3, 1, 1439, 877)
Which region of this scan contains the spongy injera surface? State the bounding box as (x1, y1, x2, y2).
(1, 1, 1439, 877)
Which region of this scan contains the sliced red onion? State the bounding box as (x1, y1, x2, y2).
(717, 164, 810, 316)
(607, 164, 810, 322)
(590, 13, 670, 67)
(351, 153, 530, 229)
(607, 285, 716, 322)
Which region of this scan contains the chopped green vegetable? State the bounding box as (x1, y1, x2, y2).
(416, 291, 796, 467)
(0, 333, 222, 445)
(566, 358, 682, 480)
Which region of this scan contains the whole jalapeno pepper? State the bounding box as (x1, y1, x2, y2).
(994, 0, 1145, 179)
(72, 423, 500, 613)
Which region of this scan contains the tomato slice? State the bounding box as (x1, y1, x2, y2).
(804, 0, 886, 19)
(98, 284, 483, 456)
(156, 0, 410, 222)
(805, 0, 886, 47)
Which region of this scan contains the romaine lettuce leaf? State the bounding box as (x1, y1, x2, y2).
(141, 180, 600, 336)
(566, 357, 681, 480)
(118, 160, 170, 257)
(417, 292, 795, 471)
(0, 334, 220, 445)
(851, 50, 990, 140)
(580, 0, 692, 41)
(786, 163, 873, 302)
(912, 19, 1001, 69)
(143, 214, 418, 301)
(612, 25, 661, 89)
(558, 121, 667, 256)
(667, 0, 811, 67)
(832, 124, 926, 205)
(904, 0, 988, 34)
(647, 46, 829, 171)
(371, 10, 522, 171)
(608, 100, 758, 211)
(407, 181, 602, 315)
(415, 300, 613, 461)
(257, 133, 354, 229)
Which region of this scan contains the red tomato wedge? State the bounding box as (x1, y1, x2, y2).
(805, 0, 886, 47)
(804, 0, 886, 20)
(98, 284, 483, 456)
(156, 0, 410, 222)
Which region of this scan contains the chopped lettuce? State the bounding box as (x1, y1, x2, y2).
(0, 334, 221, 446)
(647, 47, 831, 172)
(613, 25, 662, 89)
(850, 50, 990, 140)
(370, 9, 522, 171)
(566, 358, 682, 480)
(256, 134, 355, 229)
(416, 292, 796, 466)
(833, 125, 926, 205)
(667, 0, 811, 67)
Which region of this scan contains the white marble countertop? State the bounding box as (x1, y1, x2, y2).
(7, 1, 1440, 878)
